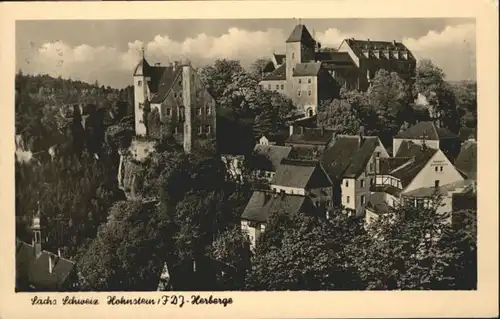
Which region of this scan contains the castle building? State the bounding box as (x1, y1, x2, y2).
(259, 23, 417, 118)
(133, 53, 217, 153)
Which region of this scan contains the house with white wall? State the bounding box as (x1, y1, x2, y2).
(320, 134, 389, 216)
(365, 141, 467, 228)
(241, 158, 333, 249)
(240, 191, 315, 249)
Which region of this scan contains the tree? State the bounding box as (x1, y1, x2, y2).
(317, 98, 361, 134)
(209, 226, 252, 290)
(199, 59, 245, 102)
(247, 210, 363, 290)
(413, 59, 460, 133)
(349, 197, 476, 290)
(248, 58, 273, 81)
(366, 69, 413, 138)
(78, 200, 167, 291)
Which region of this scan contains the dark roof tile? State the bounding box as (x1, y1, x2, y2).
(293, 62, 322, 77)
(286, 24, 316, 45)
(321, 135, 380, 179)
(286, 127, 336, 146)
(395, 121, 458, 140)
(252, 144, 292, 172)
(344, 38, 416, 61)
(261, 63, 287, 81)
(16, 240, 76, 291)
(271, 159, 331, 188)
(455, 140, 477, 180)
(241, 190, 311, 222)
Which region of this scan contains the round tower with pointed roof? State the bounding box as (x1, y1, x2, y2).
(133, 47, 151, 137)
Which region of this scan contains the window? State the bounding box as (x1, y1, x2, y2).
(137, 80, 142, 87)
(205, 125, 211, 134)
(206, 106, 211, 115)
(195, 91, 199, 97)
(268, 84, 271, 90)
(435, 180, 440, 188)
(376, 152, 381, 157)
(360, 179, 365, 187)
(298, 79, 302, 84)
(292, 53, 295, 59)
(346, 196, 350, 204)
(276, 85, 279, 90)
(166, 108, 172, 116)
(361, 195, 366, 205)
(308, 90, 312, 96)
(435, 166, 438, 172)
(345, 180, 349, 187)
(197, 108, 202, 115)
(369, 163, 374, 172)
(440, 166, 443, 172)
(308, 78, 311, 84)
(281, 84, 284, 90)
(297, 90, 301, 96)
(370, 178, 374, 186)
(138, 103, 143, 110)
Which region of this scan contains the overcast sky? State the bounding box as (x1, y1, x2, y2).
(16, 18, 476, 88)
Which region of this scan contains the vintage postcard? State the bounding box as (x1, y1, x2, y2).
(0, 0, 498, 318)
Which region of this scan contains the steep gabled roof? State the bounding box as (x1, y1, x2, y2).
(286, 24, 316, 45)
(293, 62, 322, 77)
(454, 140, 477, 180)
(395, 121, 458, 140)
(149, 67, 183, 104)
(241, 190, 311, 222)
(378, 157, 413, 174)
(271, 159, 331, 189)
(261, 63, 287, 81)
(321, 135, 380, 180)
(390, 143, 438, 187)
(252, 144, 292, 172)
(16, 240, 76, 291)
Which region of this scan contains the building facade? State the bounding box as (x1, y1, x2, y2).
(259, 24, 417, 118)
(133, 56, 217, 153)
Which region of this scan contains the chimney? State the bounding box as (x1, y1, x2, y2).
(289, 124, 294, 136)
(393, 40, 397, 46)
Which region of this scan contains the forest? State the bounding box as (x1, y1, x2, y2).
(15, 57, 477, 291)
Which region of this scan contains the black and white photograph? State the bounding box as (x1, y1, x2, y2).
(12, 16, 482, 293)
(1, 1, 497, 317)
(11, 17, 484, 292)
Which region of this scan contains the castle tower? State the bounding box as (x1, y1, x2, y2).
(285, 23, 317, 94)
(133, 47, 151, 137)
(32, 201, 43, 258)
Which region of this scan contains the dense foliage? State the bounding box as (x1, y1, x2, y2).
(15, 55, 477, 292)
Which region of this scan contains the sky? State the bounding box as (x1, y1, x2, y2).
(16, 18, 476, 89)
